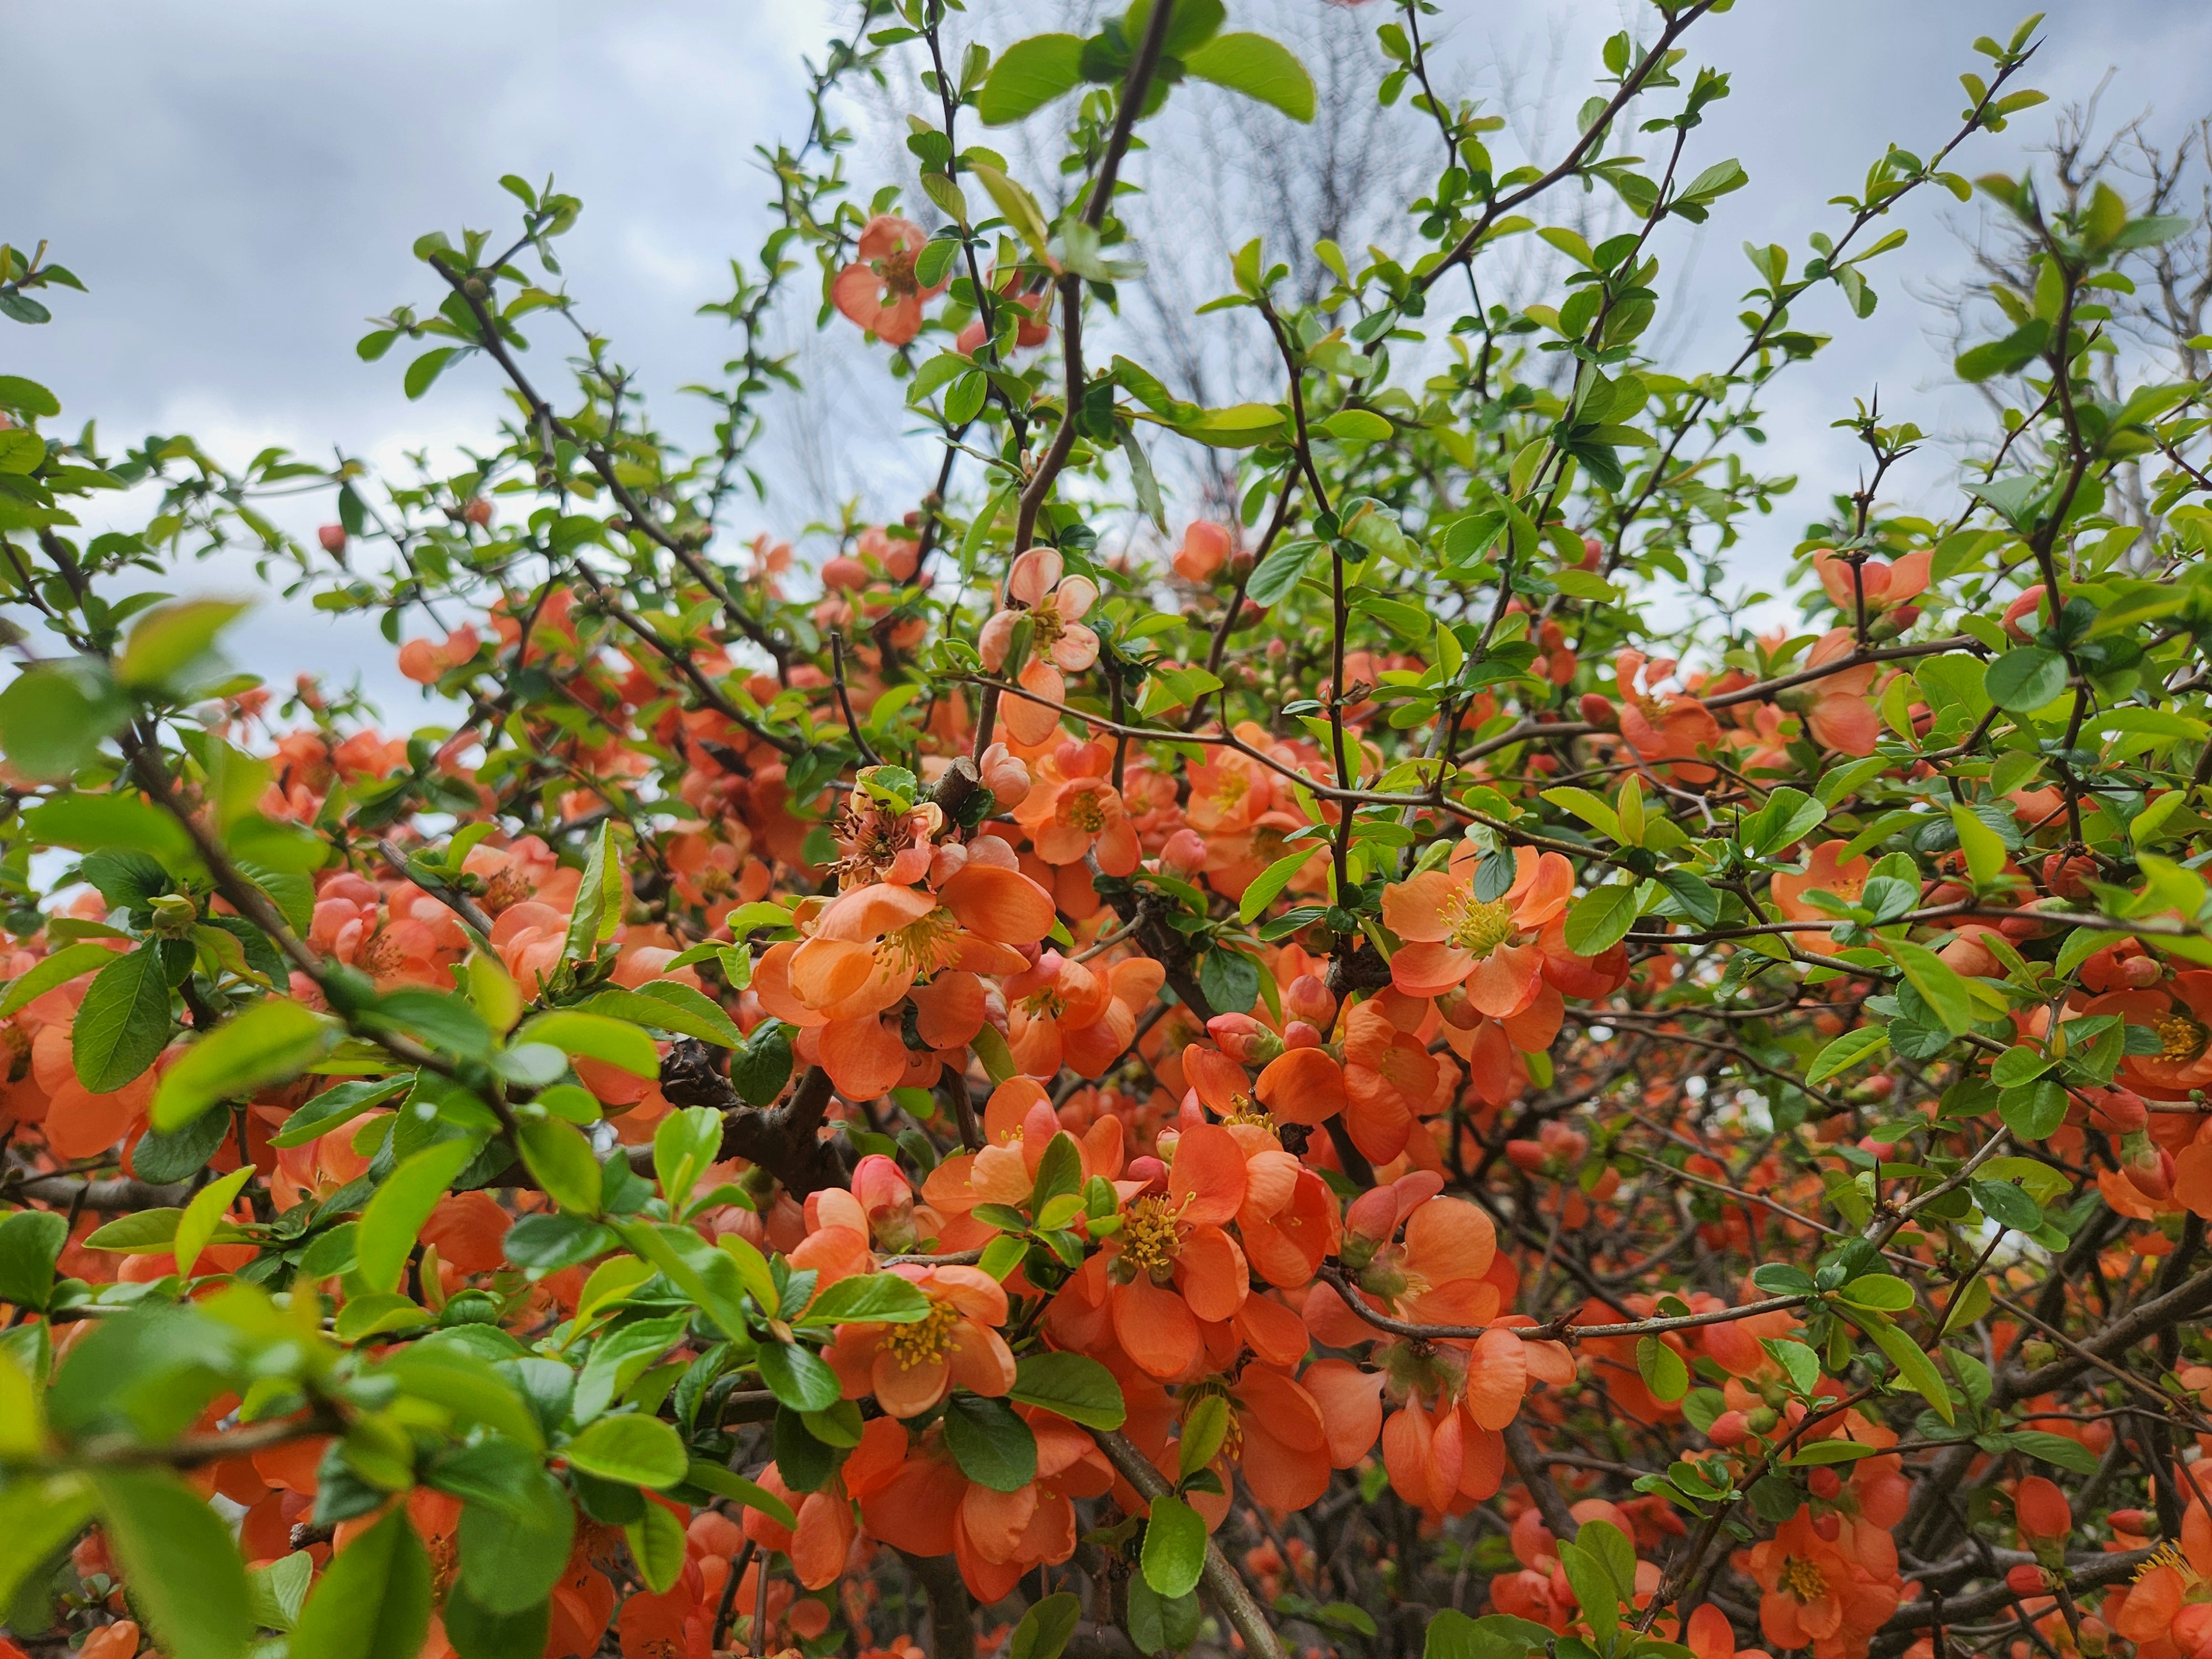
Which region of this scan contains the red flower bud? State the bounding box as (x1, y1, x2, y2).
(1206, 1013, 1284, 1066)
(1707, 1410, 1749, 1448)
(2015, 1475, 2071, 1541)
(1126, 1156, 1168, 1196)
(1579, 692, 1620, 732)
(2006, 1564, 2050, 1596)
(1808, 1467, 1842, 1500)
(317, 524, 349, 555)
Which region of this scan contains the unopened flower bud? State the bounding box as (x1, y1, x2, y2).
(1579, 693, 1620, 732)
(1206, 1013, 1284, 1066)
(1285, 973, 1335, 1029)
(1282, 1020, 1323, 1050)
(2006, 1564, 2051, 1596)
(1126, 1156, 1168, 1196)
(317, 524, 349, 555)
(1807, 1467, 1842, 1500)
(1708, 1410, 1750, 1448)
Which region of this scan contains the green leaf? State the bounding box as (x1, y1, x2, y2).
(517, 1118, 602, 1216)
(1972, 1178, 2042, 1233)
(1861, 1317, 1955, 1424)
(577, 983, 742, 1047)
(797, 1272, 933, 1327)
(1182, 32, 1316, 122)
(1140, 1493, 1208, 1599)
(624, 1502, 688, 1594)
(0, 661, 130, 781)
(565, 1414, 689, 1490)
(377, 1347, 544, 1451)
(755, 1342, 842, 1413)
(358, 1139, 480, 1294)
(0, 1209, 67, 1309)
(1010, 1350, 1127, 1429)
(562, 822, 622, 964)
(1950, 802, 2009, 888)
(1558, 1539, 1622, 1637)
(1424, 1612, 1560, 1659)
(174, 1165, 255, 1278)
(516, 1011, 659, 1078)
(0, 1474, 97, 1612)
(1237, 849, 1316, 924)
(652, 1105, 722, 1217)
(1838, 1274, 1915, 1312)
(91, 1469, 253, 1659)
(247, 1551, 315, 1633)
(684, 1461, 798, 1530)
(154, 999, 334, 1131)
(457, 1463, 574, 1615)
(0, 374, 61, 418)
(729, 1019, 794, 1105)
(945, 1394, 1039, 1493)
(1318, 409, 1392, 442)
(288, 1503, 430, 1659)
(1244, 539, 1320, 607)
(441, 1585, 550, 1659)
(1745, 787, 1827, 857)
(2009, 1430, 2100, 1474)
(1808, 1025, 1889, 1084)
(403, 347, 460, 400)
(1563, 883, 1638, 954)
(1984, 646, 2067, 713)
(1998, 1077, 2067, 1141)
(1885, 938, 1974, 1035)
(118, 600, 250, 690)
(978, 34, 1086, 125)
(73, 947, 172, 1093)
(1009, 1592, 1084, 1659)
(1635, 1336, 1688, 1403)
(0, 941, 123, 1018)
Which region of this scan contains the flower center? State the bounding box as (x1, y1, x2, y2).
(2157, 1012, 2207, 1064)
(1062, 790, 1108, 834)
(1213, 774, 1250, 809)
(480, 866, 533, 912)
(1121, 1195, 1184, 1282)
(1444, 892, 1517, 956)
(1219, 1097, 1274, 1132)
(880, 247, 919, 298)
(882, 906, 961, 979)
(881, 1299, 959, 1370)
(1779, 1555, 1829, 1603)
(1021, 986, 1067, 1018)
(358, 929, 407, 975)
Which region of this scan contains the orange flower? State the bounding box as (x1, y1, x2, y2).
(1814, 547, 1930, 618)
(1011, 740, 1140, 875)
(786, 861, 1054, 1097)
(1616, 650, 1724, 783)
(1747, 1508, 1902, 1659)
(1781, 628, 1882, 756)
(823, 1263, 1016, 1417)
(1102, 1122, 1249, 1378)
(1003, 950, 1164, 1079)
(979, 549, 1102, 747)
(1770, 839, 1870, 956)
(1382, 844, 1573, 1014)
(831, 215, 945, 346)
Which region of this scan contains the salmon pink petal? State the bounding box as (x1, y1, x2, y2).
(1175, 1223, 1249, 1323)
(1389, 941, 1477, 998)
(1233, 1291, 1312, 1369)
(946, 1319, 1018, 1397)
(1241, 1418, 1330, 1511)
(910, 971, 986, 1049)
(1051, 622, 1100, 672)
(1463, 1327, 1530, 1430)
(1403, 1196, 1496, 1283)
(1301, 1358, 1384, 1467)
(815, 881, 937, 940)
(820, 1015, 911, 1101)
(872, 1344, 952, 1418)
(1380, 870, 1459, 943)
(789, 935, 878, 1010)
(1181, 1044, 1252, 1113)
(939, 862, 1056, 945)
(1501, 982, 1565, 1052)
(1513, 852, 1575, 928)
(1467, 941, 1543, 1018)
(832, 264, 890, 331)
(1256, 1047, 1346, 1124)
(1169, 1123, 1247, 1224)
(1112, 1275, 1200, 1380)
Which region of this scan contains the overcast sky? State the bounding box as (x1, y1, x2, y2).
(7, 0, 2210, 713)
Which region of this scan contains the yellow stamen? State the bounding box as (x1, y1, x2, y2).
(2157, 1012, 2207, 1065)
(1779, 1556, 1829, 1603)
(1121, 1195, 1184, 1282)
(881, 1299, 959, 1370)
(1442, 891, 1517, 956)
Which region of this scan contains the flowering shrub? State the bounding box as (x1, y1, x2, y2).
(6, 7, 2212, 1659)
